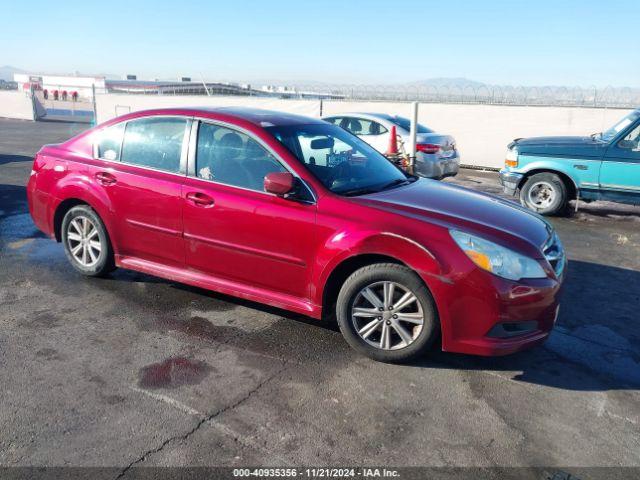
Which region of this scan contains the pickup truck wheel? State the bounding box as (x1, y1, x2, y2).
(336, 263, 438, 363)
(520, 173, 568, 216)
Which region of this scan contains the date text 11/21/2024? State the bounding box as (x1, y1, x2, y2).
(232, 468, 400, 477)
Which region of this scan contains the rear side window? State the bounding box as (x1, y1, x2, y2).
(96, 122, 125, 161)
(121, 117, 188, 173)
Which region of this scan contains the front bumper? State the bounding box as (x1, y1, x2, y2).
(423, 264, 565, 357)
(499, 169, 524, 196)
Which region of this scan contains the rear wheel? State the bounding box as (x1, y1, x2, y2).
(520, 172, 568, 216)
(336, 263, 438, 363)
(61, 205, 115, 277)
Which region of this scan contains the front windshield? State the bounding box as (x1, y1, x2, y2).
(265, 123, 412, 196)
(388, 116, 434, 133)
(600, 111, 640, 142)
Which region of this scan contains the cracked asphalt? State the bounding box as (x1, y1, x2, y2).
(0, 118, 639, 476)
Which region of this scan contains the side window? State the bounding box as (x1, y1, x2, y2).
(341, 117, 364, 135)
(340, 117, 388, 136)
(96, 122, 125, 161)
(325, 117, 342, 126)
(196, 123, 287, 192)
(121, 117, 188, 173)
(618, 124, 640, 151)
(366, 121, 388, 136)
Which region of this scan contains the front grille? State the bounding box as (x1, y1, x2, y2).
(543, 231, 565, 277)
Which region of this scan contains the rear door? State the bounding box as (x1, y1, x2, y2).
(93, 116, 189, 267)
(600, 121, 640, 197)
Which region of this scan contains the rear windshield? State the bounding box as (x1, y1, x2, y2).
(388, 116, 434, 133)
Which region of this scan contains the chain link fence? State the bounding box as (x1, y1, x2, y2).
(105, 80, 640, 109)
(258, 83, 640, 108)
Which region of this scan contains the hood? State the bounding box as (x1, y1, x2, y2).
(353, 179, 551, 253)
(512, 135, 605, 158)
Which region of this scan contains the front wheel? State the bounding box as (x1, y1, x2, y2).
(336, 263, 439, 363)
(519, 172, 568, 216)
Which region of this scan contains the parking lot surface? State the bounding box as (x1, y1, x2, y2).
(1, 119, 639, 474)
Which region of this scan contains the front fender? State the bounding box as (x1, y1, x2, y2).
(517, 155, 600, 189)
(311, 229, 447, 307)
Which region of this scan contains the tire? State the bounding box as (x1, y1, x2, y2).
(519, 172, 568, 216)
(61, 205, 115, 277)
(336, 263, 439, 363)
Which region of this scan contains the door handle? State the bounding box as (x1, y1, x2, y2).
(95, 171, 117, 185)
(186, 192, 215, 207)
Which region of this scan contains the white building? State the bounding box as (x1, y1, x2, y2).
(14, 73, 107, 100)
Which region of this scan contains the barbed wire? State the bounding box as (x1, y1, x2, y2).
(284, 83, 640, 108)
(103, 81, 640, 108)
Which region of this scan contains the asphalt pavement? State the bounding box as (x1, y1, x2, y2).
(0, 118, 639, 477)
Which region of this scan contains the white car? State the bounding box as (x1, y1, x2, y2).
(322, 112, 460, 179)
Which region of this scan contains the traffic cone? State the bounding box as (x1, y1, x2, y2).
(386, 125, 399, 155)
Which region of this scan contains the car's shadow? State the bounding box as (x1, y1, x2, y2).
(567, 201, 640, 220)
(408, 259, 640, 391)
(0, 184, 30, 222)
(3, 182, 639, 392)
(0, 154, 33, 166)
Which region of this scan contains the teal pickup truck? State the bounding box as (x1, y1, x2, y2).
(499, 108, 640, 215)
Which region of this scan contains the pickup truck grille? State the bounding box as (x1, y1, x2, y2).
(543, 232, 565, 278)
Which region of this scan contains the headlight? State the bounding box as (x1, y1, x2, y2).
(505, 147, 518, 167)
(450, 230, 546, 281)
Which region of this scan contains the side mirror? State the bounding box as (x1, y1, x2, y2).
(618, 139, 636, 150)
(264, 172, 295, 196)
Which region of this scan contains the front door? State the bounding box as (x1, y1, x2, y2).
(601, 121, 640, 199)
(93, 116, 189, 267)
(182, 121, 317, 301)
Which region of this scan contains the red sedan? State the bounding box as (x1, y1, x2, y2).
(27, 107, 565, 362)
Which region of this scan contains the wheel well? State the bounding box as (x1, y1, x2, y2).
(519, 169, 577, 200)
(53, 198, 87, 242)
(321, 254, 404, 321)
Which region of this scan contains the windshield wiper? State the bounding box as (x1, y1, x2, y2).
(337, 178, 412, 197)
(338, 186, 382, 197)
(378, 178, 411, 191)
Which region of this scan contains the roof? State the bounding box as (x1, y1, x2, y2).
(126, 106, 325, 127)
(321, 112, 399, 122)
(204, 106, 325, 126)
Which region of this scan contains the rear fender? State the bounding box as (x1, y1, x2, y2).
(52, 176, 117, 251)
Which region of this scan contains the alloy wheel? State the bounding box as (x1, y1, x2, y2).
(351, 281, 424, 351)
(66, 215, 102, 267)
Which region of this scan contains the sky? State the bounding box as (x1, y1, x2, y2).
(1, 0, 639, 87)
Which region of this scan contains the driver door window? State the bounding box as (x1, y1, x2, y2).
(618, 125, 640, 152)
(195, 123, 287, 192)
